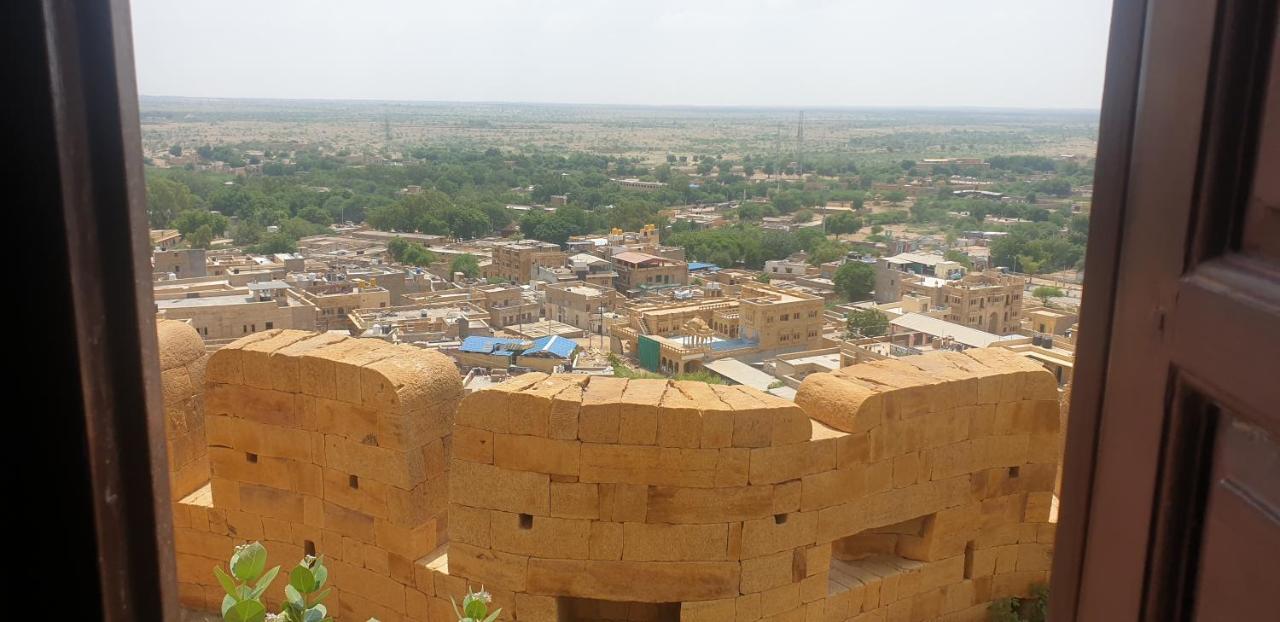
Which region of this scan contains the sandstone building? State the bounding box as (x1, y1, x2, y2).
(167, 327, 1059, 621)
(493, 241, 568, 283)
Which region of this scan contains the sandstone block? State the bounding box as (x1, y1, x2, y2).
(623, 522, 730, 561)
(449, 460, 550, 515)
(525, 558, 740, 602)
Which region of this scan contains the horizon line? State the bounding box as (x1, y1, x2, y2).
(137, 93, 1102, 115)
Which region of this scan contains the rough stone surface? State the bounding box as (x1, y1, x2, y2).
(170, 335, 1059, 622)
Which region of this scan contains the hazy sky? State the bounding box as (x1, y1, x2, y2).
(130, 0, 1113, 109)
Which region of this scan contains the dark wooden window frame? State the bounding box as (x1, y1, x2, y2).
(16, 0, 176, 620)
(1053, 0, 1278, 619)
(18, 0, 1272, 619)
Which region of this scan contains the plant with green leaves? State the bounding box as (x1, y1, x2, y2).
(213, 542, 280, 622)
(280, 555, 333, 622)
(451, 587, 502, 622)
(213, 542, 343, 622)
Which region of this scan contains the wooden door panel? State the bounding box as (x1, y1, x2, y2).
(1072, 0, 1222, 617)
(1192, 414, 1280, 619)
(1057, 0, 1280, 619)
(1243, 30, 1280, 261)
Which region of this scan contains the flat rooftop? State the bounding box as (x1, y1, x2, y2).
(156, 294, 301, 309)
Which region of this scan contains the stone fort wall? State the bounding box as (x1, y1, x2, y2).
(157, 319, 211, 500)
(168, 330, 1059, 622)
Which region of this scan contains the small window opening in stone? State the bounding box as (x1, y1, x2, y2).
(964, 541, 975, 579)
(304, 540, 316, 556)
(774, 513, 788, 525)
(246, 452, 258, 463)
(1009, 466, 1021, 478)
(519, 513, 534, 529)
(349, 475, 359, 489)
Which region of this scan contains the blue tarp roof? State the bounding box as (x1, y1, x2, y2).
(687, 262, 720, 272)
(524, 335, 579, 359)
(458, 336, 527, 354)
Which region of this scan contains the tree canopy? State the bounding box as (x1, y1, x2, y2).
(834, 261, 876, 301)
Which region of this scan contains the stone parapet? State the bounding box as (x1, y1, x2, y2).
(165, 328, 1059, 622)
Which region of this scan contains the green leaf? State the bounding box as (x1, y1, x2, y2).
(464, 594, 487, 619)
(213, 566, 239, 597)
(230, 542, 268, 582)
(482, 608, 502, 622)
(310, 588, 331, 606)
(223, 599, 267, 622)
(290, 564, 317, 594)
(303, 604, 327, 622)
(249, 565, 280, 599)
(312, 561, 328, 589)
(450, 596, 463, 620)
(285, 584, 304, 609)
(220, 594, 237, 617)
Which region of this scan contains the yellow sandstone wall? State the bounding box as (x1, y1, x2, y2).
(157, 319, 211, 500)
(170, 330, 462, 618)
(166, 329, 1059, 622)
(432, 348, 1059, 622)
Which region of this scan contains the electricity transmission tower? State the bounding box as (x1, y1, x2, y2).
(796, 111, 805, 177)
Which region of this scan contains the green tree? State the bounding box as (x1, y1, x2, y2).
(451, 254, 480, 278)
(834, 261, 876, 301)
(387, 238, 437, 267)
(944, 249, 973, 269)
(251, 233, 298, 255)
(187, 224, 215, 249)
(447, 208, 492, 239)
(173, 209, 228, 238)
(1033, 286, 1065, 304)
(846, 308, 890, 338)
(209, 185, 253, 217)
(146, 177, 196, 228)
(825, 212, 862, 235)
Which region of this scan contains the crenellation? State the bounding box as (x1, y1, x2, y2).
(165, 328, 1060, 621)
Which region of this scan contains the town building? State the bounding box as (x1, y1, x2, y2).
(153, 248, 207, 279)
(294, 282, 391, 332)
(153, 280, 316, 342)
(348, 301, 491, 343)
(149, 228, 182, 250)
(873, 252, 968, 303)
(450, 334, 579, 373)
(610, 283, 825, 374)
(491, 240, 566, 283)
(937, 272, 1025, 334)
(471, 283, 539, 328)
(610, 251, 689, 297)
(610, 177, 667, 191)
(764, 256, 812, 279)
(543, 281, 618, 335)
(534, 253, 617, 287)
